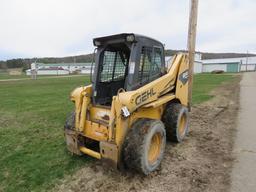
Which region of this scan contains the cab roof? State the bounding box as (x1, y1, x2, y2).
(93, 33, 164, 47)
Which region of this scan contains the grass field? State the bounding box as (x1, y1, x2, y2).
(0, 74, 235, 192)
(0, 73, 28, 80)
(192, 73, 235, 104)
(0, 72, 83, 80)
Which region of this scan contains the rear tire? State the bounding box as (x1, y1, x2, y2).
(64, 111, 75, 130)
(64, 111, 95, 146)
(162, 103, 189, 143)
(123, 119, 166, 175)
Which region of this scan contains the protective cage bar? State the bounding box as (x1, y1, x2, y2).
(100, 50, 128, 82)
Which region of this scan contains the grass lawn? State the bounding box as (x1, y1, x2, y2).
(192, 73, 235, 104)
(0, 76, 90, 192)
(0, 73, 28, 80)
(0, 74, 235, 192)
(0, 72, 83, 80)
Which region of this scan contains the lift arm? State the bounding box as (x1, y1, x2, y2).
(118, 54, 189, 114)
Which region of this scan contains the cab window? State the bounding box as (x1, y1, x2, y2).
(100, 50, 128, 82)
(138, 46, 163, 84)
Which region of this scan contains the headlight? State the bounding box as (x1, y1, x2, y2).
(126, 34, 135, 42)
(94, 40, 101, 46)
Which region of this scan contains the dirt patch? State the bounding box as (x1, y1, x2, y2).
(53, 76, 240, 192)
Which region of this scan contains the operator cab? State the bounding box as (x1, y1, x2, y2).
(92, 33, 166, 105)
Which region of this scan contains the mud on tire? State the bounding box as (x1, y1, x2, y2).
(64, 111, 75, 130)
(123, 119, 166, 175)
(162, 102, 189, 143)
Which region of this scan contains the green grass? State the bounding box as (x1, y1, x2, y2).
(0, 72, 83, 80)
(192, 73, 235, 104)
(0, 76, 91, 192)
(0, 73, 235, 192)
(0, 73, 28, 80)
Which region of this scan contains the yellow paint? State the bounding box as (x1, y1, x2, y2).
(70, 85, 92, 130)
(175, 56, 189, 106)
(79, 93, 90, 132)
(80, 146, 101, 159)
(143, 94, 175, 108)
(89, 106, 111, 124)
(83, 120, 108, 141)
(178, 113, 187, 137)
(148, 132, 162, 164)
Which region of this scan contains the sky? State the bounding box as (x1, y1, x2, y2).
(0, 0, 255, 60)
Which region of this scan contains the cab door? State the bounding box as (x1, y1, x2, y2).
(134, 45, 165, 89)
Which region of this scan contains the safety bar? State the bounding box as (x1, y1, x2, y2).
(80, 146, 101, 159)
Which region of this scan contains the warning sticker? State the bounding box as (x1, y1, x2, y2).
(129, 62, 135, 74)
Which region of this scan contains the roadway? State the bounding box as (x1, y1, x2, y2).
(231, 72, 256, 192)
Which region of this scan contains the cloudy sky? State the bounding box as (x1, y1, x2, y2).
(0, 0, 255, 60)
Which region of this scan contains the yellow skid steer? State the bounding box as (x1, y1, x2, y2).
(64, 1, 198, 175)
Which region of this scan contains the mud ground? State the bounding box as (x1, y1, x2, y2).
(53, 76, 240, 192)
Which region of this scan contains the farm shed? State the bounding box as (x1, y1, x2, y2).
(202, 56, 256, 73)
(202, 62, 240, 73)
(26, 67, 69, 75)
(38, 63, 92, 73)
(26, 62, 92, 75)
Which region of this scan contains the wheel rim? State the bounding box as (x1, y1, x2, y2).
(178, 113, 187, 137)
(148, 132, 162, 164)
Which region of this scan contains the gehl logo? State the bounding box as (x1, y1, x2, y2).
(135, 88, 156, 105)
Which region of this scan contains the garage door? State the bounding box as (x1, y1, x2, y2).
(227, 63, 239, 72)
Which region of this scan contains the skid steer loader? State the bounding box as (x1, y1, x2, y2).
(64, 0, 198, 175)
(64, 33, 191, 174)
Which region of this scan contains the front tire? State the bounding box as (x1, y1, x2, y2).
(162, 103, 189, 143)
(123, 119, 166, 175)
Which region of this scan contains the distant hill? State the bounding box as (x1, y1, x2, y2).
(1, 50, 256, 70)
(35, 53, 94, 64)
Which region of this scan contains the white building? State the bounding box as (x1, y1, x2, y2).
(165, 54, 256, 73)
(26, 63, 93, 75)
(194, 54, 203, 73)
(26, 54, 256, 76)
(165, 53, 203, 74)
(202, 57, 256, 73)
(26, 67, 69, 75)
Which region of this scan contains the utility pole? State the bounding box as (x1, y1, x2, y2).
(187, 0, 199, 111)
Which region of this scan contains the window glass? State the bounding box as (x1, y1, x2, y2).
(139, 47, 153, 82)
(152, 47, 162, 74)
(100, 50, 127, 82)
(139, 46, 162, 83)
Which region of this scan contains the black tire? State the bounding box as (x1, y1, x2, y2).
(64, 111, 75, 130)
(64, 111, 96, 147)
(123, 119, 166, 175)
(162, 103, 189, 143)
